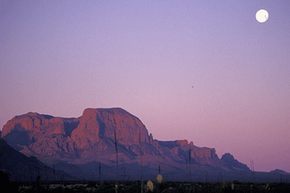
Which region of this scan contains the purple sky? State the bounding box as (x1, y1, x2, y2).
(1, 0, 290, 172)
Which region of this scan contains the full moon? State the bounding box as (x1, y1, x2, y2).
(256, 9, 269, 23)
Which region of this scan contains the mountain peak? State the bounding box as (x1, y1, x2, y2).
(221, 153, 250, 171)
(270, 169, 289, 174)
(71, 107, 149, 150)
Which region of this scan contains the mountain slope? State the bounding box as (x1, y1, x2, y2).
(0, 138, 74, 181)
(1, 108, 250, 180)
(221, 153, 250, 171)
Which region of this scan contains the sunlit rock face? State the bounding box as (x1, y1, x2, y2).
(1, 108, 245, 172)
(1, 112, 79, 158)
(71, 108, 150, 149)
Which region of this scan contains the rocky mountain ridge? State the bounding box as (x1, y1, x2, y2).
(1, 108, 250, 180)
(221, 153, 250, 171)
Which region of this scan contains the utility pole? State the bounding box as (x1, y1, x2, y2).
(53, 164, 56, 182)
(250, 159, 255, 183)
(189, 149, 192, 182)
(99, 162, 101, 182)
(139, 131, 143, 193)
(114, 129, 118, 193)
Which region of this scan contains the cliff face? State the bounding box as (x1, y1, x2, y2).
(70, 108, 150, 149)
(1, 108, 241, 171)
(1, 112, 80, 159)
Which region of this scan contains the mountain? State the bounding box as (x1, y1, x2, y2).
(270, 169, 289, 175)
(0, 138, 74, 181)
(2, 108, 251, 181)
(221, 153, 250, 171)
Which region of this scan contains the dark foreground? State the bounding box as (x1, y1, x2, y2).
(2, 181, 290, 193)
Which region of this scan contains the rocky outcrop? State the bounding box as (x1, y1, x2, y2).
(221, 153, 250, 171)
(70, 108, 150, 149)
(1, 112, 80, 159)
(1, 108, 249, 176)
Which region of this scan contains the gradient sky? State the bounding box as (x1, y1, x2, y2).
(1, 0, 290, 172)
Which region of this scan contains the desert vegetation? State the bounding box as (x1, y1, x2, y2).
(3, 179, 290, 193)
